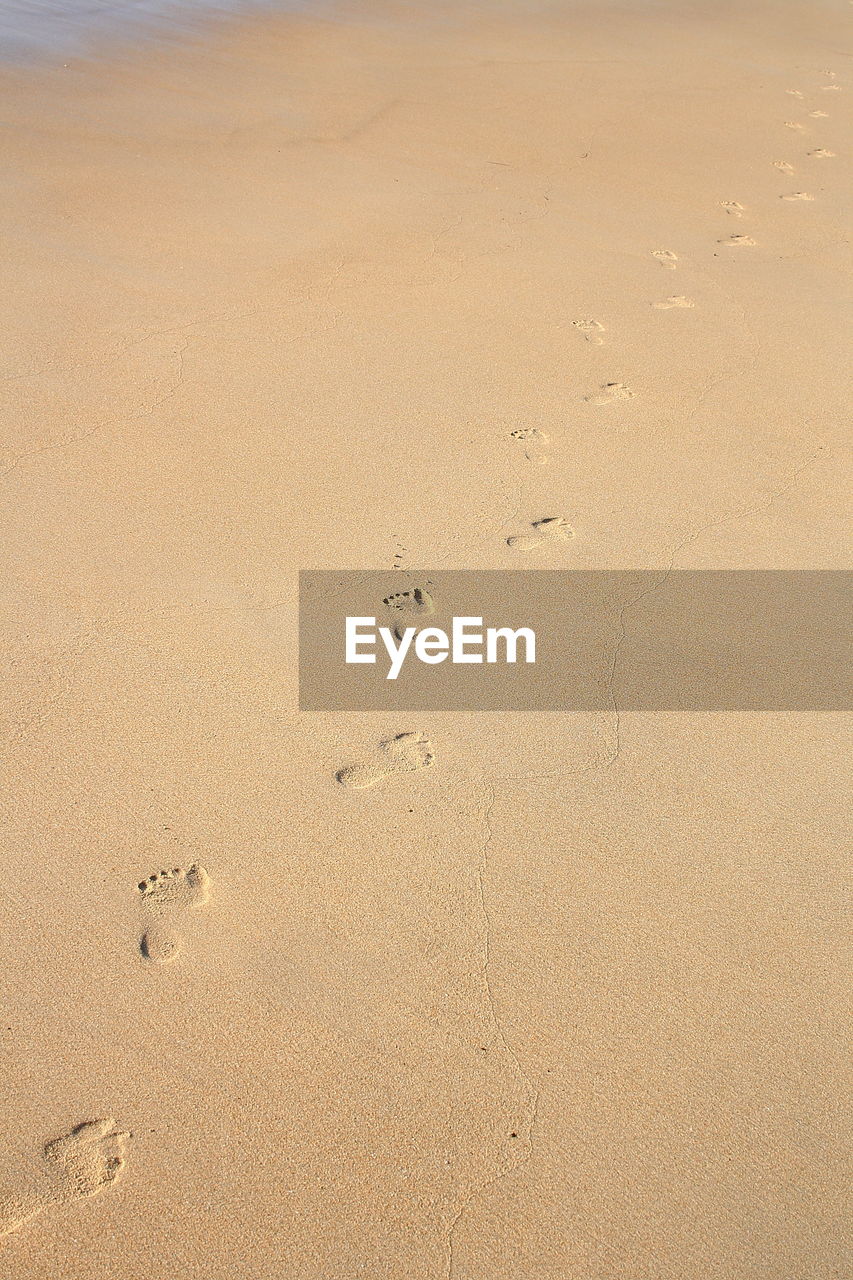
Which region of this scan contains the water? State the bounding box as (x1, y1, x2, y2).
(0, 0, 303, 62)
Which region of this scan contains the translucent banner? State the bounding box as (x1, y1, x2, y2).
(298, 570, 851, 712)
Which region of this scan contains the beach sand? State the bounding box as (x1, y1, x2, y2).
(0, 1, 850, 1276)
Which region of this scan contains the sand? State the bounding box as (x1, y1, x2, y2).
(0, 1, 850, 1276)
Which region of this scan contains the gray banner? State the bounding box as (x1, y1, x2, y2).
(298, 571, 851, 712)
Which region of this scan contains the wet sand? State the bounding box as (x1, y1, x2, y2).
(0, 1, 850, 1276)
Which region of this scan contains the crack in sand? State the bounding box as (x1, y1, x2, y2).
(440, 447, 829, 1270)
(445, 778, 540, 1278)
(0, 337, 191, 483)
(0, 305, 239, 387)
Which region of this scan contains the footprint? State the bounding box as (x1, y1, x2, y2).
(509, 427, 549, 465)
(507, 516, 574, 552)
(808, 110, 829, 118)
(137, 863, 210, 963)
(808, 148, 835, 158)
(820, 84, 842, 91)
(584, 381, 635, 405)
(717, 234, 756, 247)
(653, 295, 695, 309)
(652, 249, 678, 269)
(572, 318, 605, 344)
(781, 191, 814, 201)
(1, 1120, 130, 1239)
(43, 1121, 131, 1202)
(773, 161, 795, 174)
(721, 201, 745, 217)
(784, 121, 805, 131)
(336, 732, 434, 790)
(786, 89, 804, 98)
(385, 586, 436, 642)
(383, 587, 434, 616)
